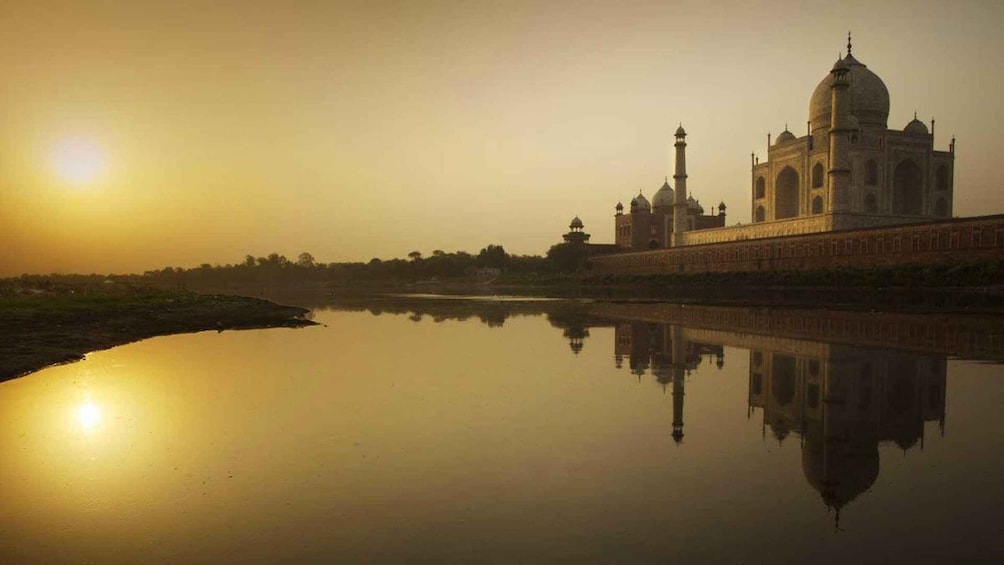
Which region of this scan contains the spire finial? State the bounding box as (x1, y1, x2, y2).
(914, 110, 918, 120)
(784, 122, 789, 132)
(847, 31, 852, 56)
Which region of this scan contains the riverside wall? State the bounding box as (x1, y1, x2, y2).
(590, 215, 1004, 274)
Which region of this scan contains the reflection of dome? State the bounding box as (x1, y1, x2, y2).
(809, 53, 890, 132)
(652, 180, 674, 207)
(770, 421, 791, 443)
(775, 129, 796, 144)
(569, 216, 584, 229)
(801, 432, 880, 511)
(904, 117, 929, 135)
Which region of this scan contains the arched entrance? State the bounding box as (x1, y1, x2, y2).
(893, 160, 923, 215)
(775, 167, 800, 219)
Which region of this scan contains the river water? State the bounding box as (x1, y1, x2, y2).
(1, 296, 1003, 564)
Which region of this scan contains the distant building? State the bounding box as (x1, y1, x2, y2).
(582, 36, 1004, 274)
(748, 35, 954, 236)
(562, 216, 590, 245)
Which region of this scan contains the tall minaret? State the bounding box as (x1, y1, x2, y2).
(828, 51, 854, 215)
(672, 125, 688, 247)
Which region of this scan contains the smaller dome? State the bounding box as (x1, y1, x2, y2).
(632, 193, 651, 212)
(687, 196, 703, 214)
(775, 129, 796, 144)
(718, 201, 727, 211)
(675, 125, 687, 136)
(652, 179, 674, 208)
(569, 216, 583, 229)
(904, 117, 929, 135)
(615, 201, 624, 210)
(831, 56, 848, 72)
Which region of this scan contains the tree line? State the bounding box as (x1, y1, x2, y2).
(134, 243, 589, 289)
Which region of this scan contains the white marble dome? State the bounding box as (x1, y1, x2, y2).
(775, 129, 796, 144)
(809, 54, 889, 132)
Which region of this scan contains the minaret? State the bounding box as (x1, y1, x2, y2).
(828, 54, 854, 215)
(672, 125, 688, 247)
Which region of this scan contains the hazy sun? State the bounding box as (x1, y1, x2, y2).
(77, 402, 102, 430)
(51, 137, 107, 185)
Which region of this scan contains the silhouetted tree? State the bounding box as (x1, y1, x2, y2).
(297, 252, 315, 268)
(546, 243, 589, 273)
(477, 244, 508, 269)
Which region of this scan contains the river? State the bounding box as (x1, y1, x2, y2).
(1, 296, 1002, 563)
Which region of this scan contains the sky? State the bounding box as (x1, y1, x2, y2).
(2, 0, 1003, 275)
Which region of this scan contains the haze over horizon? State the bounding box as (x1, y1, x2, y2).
(2, 0, 1002, 276)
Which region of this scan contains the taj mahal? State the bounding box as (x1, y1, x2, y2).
(561, 35, 998, 273)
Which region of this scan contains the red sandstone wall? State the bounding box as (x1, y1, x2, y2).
(590, 215, 1004, 274)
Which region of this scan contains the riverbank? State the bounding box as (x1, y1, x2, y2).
(0, 289, 315, 382)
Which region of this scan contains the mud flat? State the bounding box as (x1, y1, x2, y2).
(0, 291, 315, 382)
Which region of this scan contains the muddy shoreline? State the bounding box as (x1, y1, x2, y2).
(0, 292, 315, 383)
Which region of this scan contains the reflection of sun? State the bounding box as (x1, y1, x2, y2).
(77, 403, 102, 429)
(51, 137, 106, 185)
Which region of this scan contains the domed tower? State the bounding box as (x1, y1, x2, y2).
(672, 125, 689, 247)
(562, 216, 590, 245)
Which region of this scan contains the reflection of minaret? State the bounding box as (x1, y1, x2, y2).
(670, 325, 686, 443)
(671, 368, 685, 444)
(563, 325, 589, 355)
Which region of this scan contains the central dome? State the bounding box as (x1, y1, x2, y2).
(809, 54, 889, 133)
(652, 180, 674, 208)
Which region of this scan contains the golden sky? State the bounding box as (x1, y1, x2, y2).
(2, 0, 1002, 275)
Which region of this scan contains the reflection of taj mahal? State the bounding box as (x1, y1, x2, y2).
(603, 319, 947, 526)
(748, 346, 946, 525)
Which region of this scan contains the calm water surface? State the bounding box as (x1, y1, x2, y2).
(2, 297, 1003, 564)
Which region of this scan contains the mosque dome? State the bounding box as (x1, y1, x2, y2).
(615, 201, 624, 211)
(904, 116, 929, 135)
(632, 193, 651, 213)
(775, 129, 796, 144)
(652, 179, 675, 208)
(569, 216, 584, 229)
(687, 195, 703, 214)
(809, 53, 890, 133)
(675, 125, 687, 136)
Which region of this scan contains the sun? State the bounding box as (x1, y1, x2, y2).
(50, 137, 107, 185)
(77, 402, 102, 430)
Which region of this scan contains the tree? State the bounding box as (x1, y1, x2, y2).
(546, 243, 589, 273)
(477, 244, 508, 269)
(297, 252, 316, 268)
(408, 251, 423, 261)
